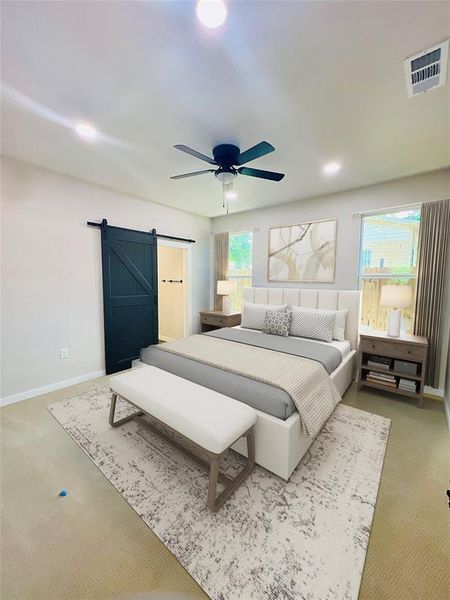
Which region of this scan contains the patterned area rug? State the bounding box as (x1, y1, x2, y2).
(48, 387, 390, 600)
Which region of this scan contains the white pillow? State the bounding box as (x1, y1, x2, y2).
(332, 309, 348, 341)
(290, 306, 336, 343)
(241, 302, 287, 331)
(289, 306, 347, 341)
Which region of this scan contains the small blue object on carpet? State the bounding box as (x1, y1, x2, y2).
(58, 489, 68, 497)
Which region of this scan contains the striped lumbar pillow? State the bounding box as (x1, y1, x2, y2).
(291, 307, 348, 341)
(290, 306, 336, 343)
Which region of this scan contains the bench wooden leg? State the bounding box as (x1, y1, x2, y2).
(247, 428, 255, 466)
(109, 392, 143, 428)
(207, 458, 220, 511)
(207, 426, 255, 513)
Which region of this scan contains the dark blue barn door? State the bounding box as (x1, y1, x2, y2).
(100, 222, 158, 374)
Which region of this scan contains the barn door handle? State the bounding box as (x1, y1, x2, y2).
(161, 279, 183, 283)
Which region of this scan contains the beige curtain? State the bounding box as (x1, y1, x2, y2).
(213, 232, 229, 310)
(414, 199, 450, 387)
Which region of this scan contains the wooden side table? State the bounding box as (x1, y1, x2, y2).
(200, 310, 241, 333)
(358, 330, 428, 406)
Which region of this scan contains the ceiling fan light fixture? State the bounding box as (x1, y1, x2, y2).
(196, 0, 227, 30)
(215, 169, 236, 184)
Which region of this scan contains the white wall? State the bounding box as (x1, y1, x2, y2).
(212, 168, 450, 388)
(1, 157, 211, 399)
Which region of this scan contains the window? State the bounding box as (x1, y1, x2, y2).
(227, 231, 253, 311)
(359, 208, 421, 333)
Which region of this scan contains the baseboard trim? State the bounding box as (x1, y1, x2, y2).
(444, 394, 450, 433)
(423, 385, 444, 401)
(0, 370, 105, 407)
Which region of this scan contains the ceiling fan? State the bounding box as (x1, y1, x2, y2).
(170, 141, 285, 185)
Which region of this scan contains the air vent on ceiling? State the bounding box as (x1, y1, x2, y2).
(405, 39, 448, 97)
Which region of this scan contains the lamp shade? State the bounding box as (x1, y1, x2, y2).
(216, 280, 236, 296)
(380, 285, 412, 309)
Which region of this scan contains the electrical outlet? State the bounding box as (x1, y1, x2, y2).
(60, 348, 69, 359)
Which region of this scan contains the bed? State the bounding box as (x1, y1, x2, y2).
(140, 287, 361, 480)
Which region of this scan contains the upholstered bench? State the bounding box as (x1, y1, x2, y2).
(109, 365, 257, 512)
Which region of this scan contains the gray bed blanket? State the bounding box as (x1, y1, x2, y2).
(154, 333, 341, 438)
(206, 328, 342, 374)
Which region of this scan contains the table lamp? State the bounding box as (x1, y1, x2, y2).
(380, 285, 412, 337)
(217, 280, 236, 313)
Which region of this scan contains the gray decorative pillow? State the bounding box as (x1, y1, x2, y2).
(241, 302, 287, 330)
(290, 306, 336, 342)
(263, 310, 292, 337)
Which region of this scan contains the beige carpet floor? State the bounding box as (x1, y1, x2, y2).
(1, 377, 449, 600)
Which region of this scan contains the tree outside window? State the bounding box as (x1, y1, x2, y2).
(227, 231, 253, 311)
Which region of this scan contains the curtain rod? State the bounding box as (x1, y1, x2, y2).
(211, 226, 260, 235)
(352, 202, 423, 217)
(353, 198, 450, 217)
(87, 220, 195, 243)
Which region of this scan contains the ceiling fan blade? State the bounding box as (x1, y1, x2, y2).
(238, 167, 285, 181)
(236, 141, 275, 165)
(170, 169, 216, 180)
(173, 144, 217, 165)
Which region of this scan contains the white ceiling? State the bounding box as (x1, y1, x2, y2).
(1, 1, 449, 217)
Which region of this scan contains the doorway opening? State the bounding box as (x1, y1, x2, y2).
(158, 240, 189, 341)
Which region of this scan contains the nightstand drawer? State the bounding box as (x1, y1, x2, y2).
(361, 338, 427, 362)
(201, 314, 225, 327)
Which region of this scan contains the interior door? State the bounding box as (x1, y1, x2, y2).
(101, 223, 158, 374)
(158, 245, 186, 341)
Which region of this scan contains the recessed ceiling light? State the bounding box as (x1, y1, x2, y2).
(75, 122, 98, 142)
(196, 0, 227, 29)
(322, 161, 342, 176)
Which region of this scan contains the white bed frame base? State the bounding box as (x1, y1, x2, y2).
(231, 287, 361, 481)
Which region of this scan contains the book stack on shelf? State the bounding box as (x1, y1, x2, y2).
(366, 371, 397, 388)
(367, 356, 392, 370)
(398, 378, 417, 393)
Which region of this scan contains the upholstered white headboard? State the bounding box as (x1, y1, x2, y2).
(242, 287, 361, 350)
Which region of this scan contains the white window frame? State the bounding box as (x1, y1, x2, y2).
(357, 206, 421, 289)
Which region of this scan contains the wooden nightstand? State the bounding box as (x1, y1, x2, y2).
(199, 310, 241, 333)
(358, 331, 428, 406)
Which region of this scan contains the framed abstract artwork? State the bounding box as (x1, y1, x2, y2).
(268, 219, 337, 282)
